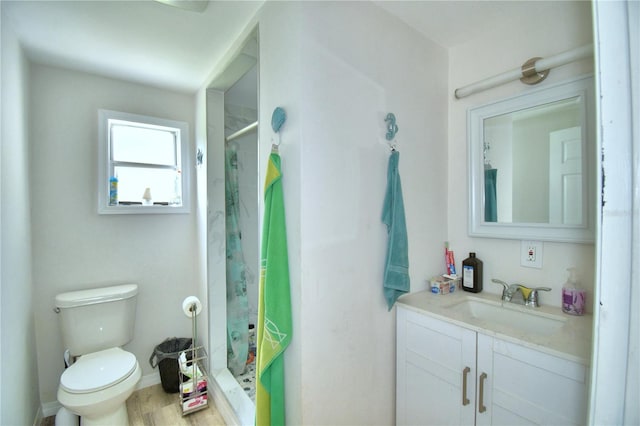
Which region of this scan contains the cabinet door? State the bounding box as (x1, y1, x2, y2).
(477, 334, 589, 426)
(397, 307, 476, 425)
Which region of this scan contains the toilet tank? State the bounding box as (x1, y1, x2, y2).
(55, 284, 138, 356)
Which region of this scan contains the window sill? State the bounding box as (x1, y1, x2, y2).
(98, 203, 190, 215)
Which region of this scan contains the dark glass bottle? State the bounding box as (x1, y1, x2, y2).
(462, 252, 483, 293)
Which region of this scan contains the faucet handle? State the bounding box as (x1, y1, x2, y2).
(491, 279, 509, 289)
(491, 279, 510, 300)
(532, 286, 552, 292)
(525, 287, 551, 307)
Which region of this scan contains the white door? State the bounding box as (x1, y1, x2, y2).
(549, 126, 583, 226)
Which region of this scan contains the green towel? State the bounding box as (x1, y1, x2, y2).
(256, 152, 292, 426)
(382, 151, 410, 310)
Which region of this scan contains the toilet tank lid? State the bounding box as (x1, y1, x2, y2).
(55, 284, 138, 309)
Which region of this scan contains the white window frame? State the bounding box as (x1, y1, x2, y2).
(98, 109, 190, 214)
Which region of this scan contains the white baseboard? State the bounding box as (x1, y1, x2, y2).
(42, 400, 62, 418)
(40, 372, 161, 419)
(136, 372, 161, 390)
(32, 405, 44, 426)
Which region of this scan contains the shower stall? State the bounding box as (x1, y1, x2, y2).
(204, 31, 259, 425)
(224, 71, 259, 400)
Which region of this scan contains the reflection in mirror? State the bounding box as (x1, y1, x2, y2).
(468, 75, 595, 243)
(483, 97, 582, 224)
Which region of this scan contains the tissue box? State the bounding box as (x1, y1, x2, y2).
(430, 276, 460, 295)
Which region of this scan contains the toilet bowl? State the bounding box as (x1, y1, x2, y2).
(57, 348, 141, 426)
(54, 284, 141, 426)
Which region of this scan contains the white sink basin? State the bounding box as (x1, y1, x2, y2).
(451, 298, 567, 335)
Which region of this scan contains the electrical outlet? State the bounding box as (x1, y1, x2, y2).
(521, 240, 543, 268)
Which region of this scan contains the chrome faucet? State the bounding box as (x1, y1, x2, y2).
(505, 284, 525, 303)
(491, 279, 551, 307)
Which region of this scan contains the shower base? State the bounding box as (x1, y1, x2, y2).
(234, 326, 256, 402)
(235, 355, 256, 402)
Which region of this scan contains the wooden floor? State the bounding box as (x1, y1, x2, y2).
(41, 384, 226, 426)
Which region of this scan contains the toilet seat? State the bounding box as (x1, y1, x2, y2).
(60, 347, 137, 394)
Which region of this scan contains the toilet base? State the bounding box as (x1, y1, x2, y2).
(80, 404, 128, 426)
(55, 407, 79, 426)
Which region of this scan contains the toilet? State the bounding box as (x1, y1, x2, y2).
(55, 284, 141, 426)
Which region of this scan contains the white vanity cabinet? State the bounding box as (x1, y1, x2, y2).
(396, 305, 589, 425)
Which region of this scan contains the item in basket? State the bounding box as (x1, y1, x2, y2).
(180, 379, 207, 399)
(183, 394, 208, 411)
(179, 351, 204, 379)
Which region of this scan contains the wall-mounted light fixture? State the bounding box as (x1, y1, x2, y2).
(454, 44, 593, 99)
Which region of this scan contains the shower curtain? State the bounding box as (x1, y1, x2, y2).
(484, 168, 498, 222)
(225, 144, 249, 376)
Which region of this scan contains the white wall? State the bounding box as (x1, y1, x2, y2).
(250, 4, 304, 422)
(29, 64, 199, 408)
(0, 13, 41, 425)
(447, 1, 596, 309)
(256, 2, 448, 423)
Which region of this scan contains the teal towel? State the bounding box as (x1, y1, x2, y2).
(484, 168, 498, 222)
(382, 151, 410, 310)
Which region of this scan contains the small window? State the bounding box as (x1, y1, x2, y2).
(98, 110, 190, 214)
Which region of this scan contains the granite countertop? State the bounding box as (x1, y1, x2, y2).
(397, 290, 593, 365)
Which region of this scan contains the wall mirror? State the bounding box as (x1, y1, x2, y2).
(468, 75, 595, 243)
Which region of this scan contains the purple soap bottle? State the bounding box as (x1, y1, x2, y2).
(562, 267, 585, 315)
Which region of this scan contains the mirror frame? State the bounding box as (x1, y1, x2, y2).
(467, 75, 595, 243)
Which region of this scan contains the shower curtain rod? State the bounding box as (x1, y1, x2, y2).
(225, 121, 258, 142)
(454, 44, 593, 99)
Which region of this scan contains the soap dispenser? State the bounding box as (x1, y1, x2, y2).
(562, 267, 585, 315)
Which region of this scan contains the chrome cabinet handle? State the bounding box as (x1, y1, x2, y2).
(462, 367, 471, 406)
(478, 372, 487, 413)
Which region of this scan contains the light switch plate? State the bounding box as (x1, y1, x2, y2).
(521, 240, 543, 268)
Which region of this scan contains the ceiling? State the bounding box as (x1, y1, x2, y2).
(374, 1, 561, 48)
(2, 0, 264, 93)
(2, 0, 551, 93)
